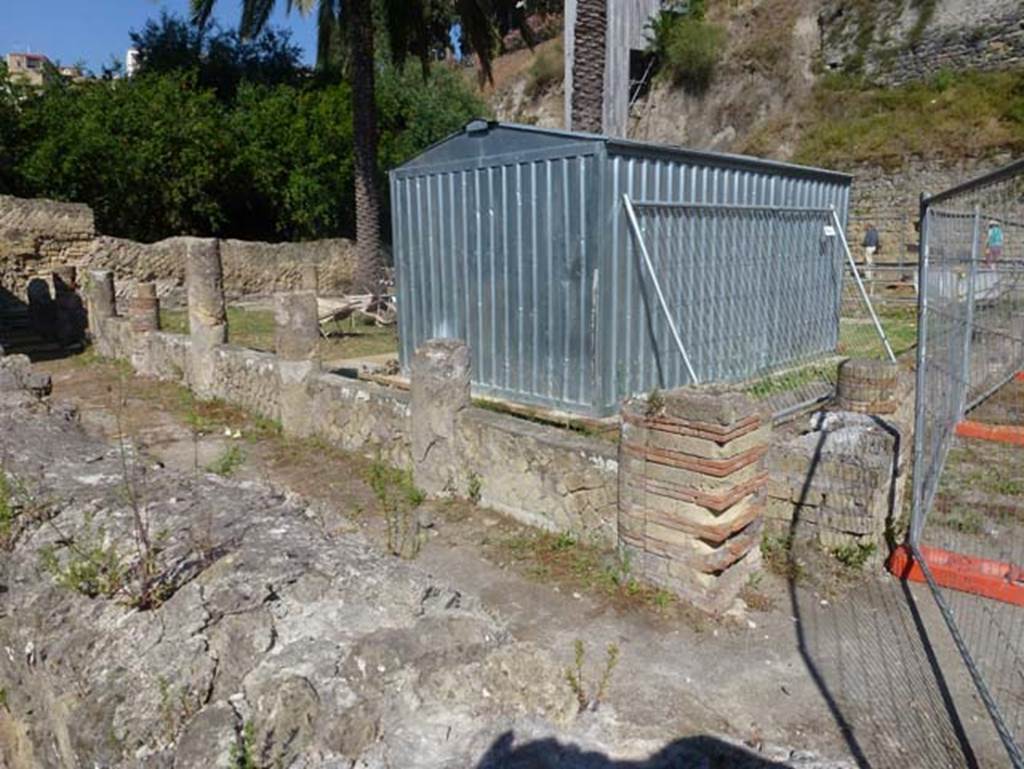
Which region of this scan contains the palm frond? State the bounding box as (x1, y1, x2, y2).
(240, 0, 278, 39)
(190, 0, 216, 29)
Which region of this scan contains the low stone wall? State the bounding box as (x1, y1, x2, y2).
(0, 195, 95, 299)
(458, 409, 619, 545)
(310, 374, 413, 467)
(93, 275, 615, 546)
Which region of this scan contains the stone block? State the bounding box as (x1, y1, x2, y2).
(411, 339, 471, 497)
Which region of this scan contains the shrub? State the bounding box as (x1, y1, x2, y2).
(648, 13, 725, 94)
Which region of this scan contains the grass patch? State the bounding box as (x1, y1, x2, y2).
(839, 306, 918, 359)
(831, 541, 876, 570)
(159, 306, 398, 361)
(779, 70, 1024, 170)
(746, 362, 836, 400)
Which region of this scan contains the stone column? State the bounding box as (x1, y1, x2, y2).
(619, 387, 769, 614)
(85, 269, 116, 354)
(129, 282, 160, 333)
(410, 339, 471, 497)
(274, 291, 320, 438)
(185, 238, 226, 399)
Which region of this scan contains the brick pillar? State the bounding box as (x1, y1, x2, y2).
(129, 282, 160, 333)
(274, 291, 320, 438)
(410, 339, 471, 497)
(619, 388, 769, 614)
(85, 269, 116, 355)
(185, 238, 226, 399)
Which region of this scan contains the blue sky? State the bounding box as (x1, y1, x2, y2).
(2, 0, 320, 72)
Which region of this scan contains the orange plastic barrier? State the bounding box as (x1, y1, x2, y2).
(955, 420, 1024, 446)
(888, 544, 1024, 607)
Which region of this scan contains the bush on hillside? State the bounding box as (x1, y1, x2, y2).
(647, 12, 724, 94)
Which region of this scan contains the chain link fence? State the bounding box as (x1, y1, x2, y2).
(624, 199, 899, 419)
(909, 159, 1024, 768)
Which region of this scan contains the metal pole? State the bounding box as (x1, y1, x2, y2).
(831, 207, 897, 363)
(622, 193, 699, 384)
(960, 206, 981, 417)
(909, 196, 931, 547)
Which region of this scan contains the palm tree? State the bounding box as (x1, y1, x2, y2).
(569, 0, 606, 133)
(190, 0, 529, 295)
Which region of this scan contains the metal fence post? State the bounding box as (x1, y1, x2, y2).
(959, 206, 981, 418)
(909, 194, 931, 548)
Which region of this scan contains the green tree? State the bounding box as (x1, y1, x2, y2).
(15, 75, 232, 240)
(191, 0, 527, 293)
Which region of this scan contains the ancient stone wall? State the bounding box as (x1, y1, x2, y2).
(0, 195, 356, 305)
(0, 195, 95, 299)
(88, 235, 357, 304)
(458, 409, 619, 545)
(820, 0, 1024, 87)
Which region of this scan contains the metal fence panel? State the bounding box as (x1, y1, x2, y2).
(600, 151, 852, 413)
(623, 199, 897, 418)
(910, 159, 1024, 767)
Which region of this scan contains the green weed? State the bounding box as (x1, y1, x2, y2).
(831, 541, 877, 570)
(367, 457, 426, 558)
(228, 721, 259, 769)
(564, 639, 620, 713)
(206, 445, 246, 477)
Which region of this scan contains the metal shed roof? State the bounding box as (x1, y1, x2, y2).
(394, 119, 853, 185)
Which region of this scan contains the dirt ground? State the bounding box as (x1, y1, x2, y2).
(34, 353, 1012, 768)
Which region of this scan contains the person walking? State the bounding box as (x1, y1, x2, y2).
(862, 223, 880, 294)
(985, 219, 1004, 267)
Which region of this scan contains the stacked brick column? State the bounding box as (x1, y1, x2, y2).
(619, 388, 769, 613)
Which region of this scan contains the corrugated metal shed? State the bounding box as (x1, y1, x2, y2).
(389, 120, 853, 417)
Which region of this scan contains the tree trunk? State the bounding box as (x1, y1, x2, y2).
(570, 0, 606, 133)
(350, 0, 384, 295)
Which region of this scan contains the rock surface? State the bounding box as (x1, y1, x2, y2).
(0, 380, 852, 769)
